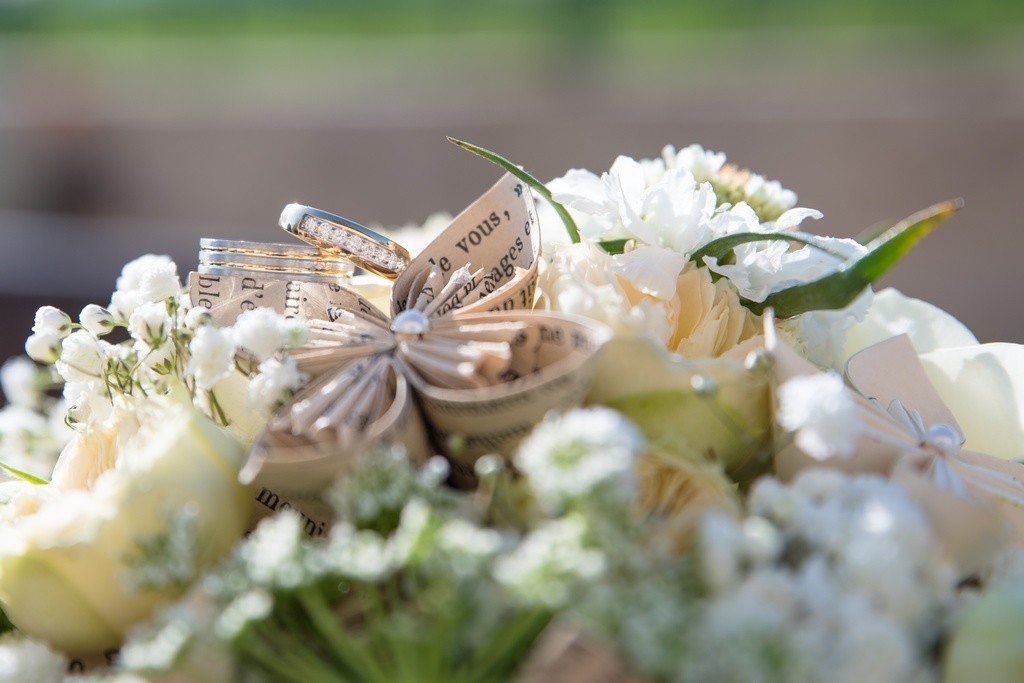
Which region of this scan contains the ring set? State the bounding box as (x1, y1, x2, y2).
(199, 205, 413, 283)
(198, 239, 355, 284)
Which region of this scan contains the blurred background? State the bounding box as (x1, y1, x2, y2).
(1, 0, 1023, 362)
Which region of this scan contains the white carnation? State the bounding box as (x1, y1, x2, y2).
(187, 326, 237, 391)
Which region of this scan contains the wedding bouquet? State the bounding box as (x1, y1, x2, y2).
(1, 138, 1021, 683)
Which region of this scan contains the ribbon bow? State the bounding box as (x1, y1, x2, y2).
(768, 324, 1024, 574)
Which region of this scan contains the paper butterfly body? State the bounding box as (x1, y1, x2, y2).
(189, 174, 611, 495)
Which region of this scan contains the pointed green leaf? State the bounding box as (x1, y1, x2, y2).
(744, 200, 961, 318)
(447, 137, 582, 244)
(597, 238, 630, 255)
(690, 230, 856, 265)
(0, 461, 49, 485)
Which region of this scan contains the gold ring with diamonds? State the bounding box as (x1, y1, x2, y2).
(279, 204, 411, 280)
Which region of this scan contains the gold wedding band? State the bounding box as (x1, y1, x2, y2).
(198, 238, 354, 284)
(279, 204, 411, 280)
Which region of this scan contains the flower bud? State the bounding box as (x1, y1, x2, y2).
(32, 306, 72, 339)
(24, 331, 61, 364)
(79, 305, 116, 336)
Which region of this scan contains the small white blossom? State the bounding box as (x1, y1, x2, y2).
(55, 330, 106, 383)
(777, 373, 861, 460)
(137, 259, 181, 303)
(128, 302, 172, 349)
(109, 288, 143, 324)
(184, 306, 212, 331)
(24, 331, 60, 364)
(240, 511, 307, 589)
(246, 357, 306, 415)
(0, 357, 40, 409)
(79, 304, 116, 336)
(116, 254, 177, 294)
(62, 381, 115, 431)
(0, 633, 66, 683)
(494, 516, 605, 609)
(230, 308, 308, 362)
(187, 326, 237, 391)
(515, 407, 643, 510)
(214, 589, 274, 641)
(31, 306, 72, 339)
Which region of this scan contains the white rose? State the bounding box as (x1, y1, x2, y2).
(842, 287, 978, 362)
(0, 394, 250, 655)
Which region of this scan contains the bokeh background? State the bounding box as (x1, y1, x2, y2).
(1, 0, 1023, 362)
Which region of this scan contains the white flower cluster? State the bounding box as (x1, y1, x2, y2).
(0, 357, 70, 481)
(684, 470, 958, 683)
(541, 144, 871, 367)
(514, 406, 644, 512)
(20, 255, 311, 446)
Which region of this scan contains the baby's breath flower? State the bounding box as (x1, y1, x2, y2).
(239, 511, 308, 589)
(494, 516, 605, 609)
(246, 357, 306, 415)
(24, 331, 60, 364)
(0, 633, 66, 683)
(79, 304, 116, 336)
(55, 330, 106, 383)
(777, 373, 861, 461)
(0, 357, 41, 409)
(230, 308, 308, 362)
(214, 589, 274, 642)
(187, 326, 237, 391)
(32, 306, 72, 339)
(116, 254, 176, 294)
(137, 260, 182, 303)
(64, 380, 113, 428)
(129, 302, 172, 349)
(515, 407, 643, 511)
(184, 306, 212, 331)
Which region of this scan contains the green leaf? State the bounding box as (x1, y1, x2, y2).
(744, 199, 961, 318)
(447, 137, 582, 244)
(597, 238, 630, 255)
(0, 461, 49, 485)
(690, 230, 856, 266)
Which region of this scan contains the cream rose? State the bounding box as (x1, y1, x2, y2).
(540, 242, 762, 360)
(0, 393, 251, 655)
